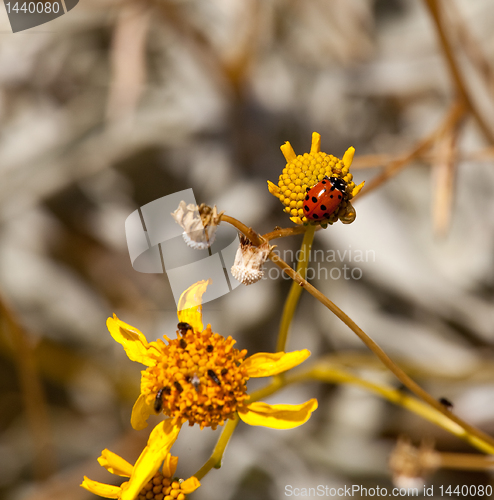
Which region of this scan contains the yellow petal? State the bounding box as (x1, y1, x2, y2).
(281, 141, 297, 162)
(131, 393, 155, 430)
(107, 315, 157, 367)
(162, 453, 178, 478)
(238, 399, 318, 429)
(98, 449, 133, 477)
(352, 180, 365, 197)
(181, 476, 201, 494)
(267, 180, 280, 197)
(243, 350, 311, 378)
(121, 420, 181, 500)
(290, 216, 303, 225)
(177, 280, 211, 332)
(342, 146, 355, 169)
(81, 476, 122, 498)
(310, 132, 321, 154)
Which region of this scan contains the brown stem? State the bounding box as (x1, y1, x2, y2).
(423, 0, 494, 144)
(220, 214, 264, 246)
(439, 452, 494, 470)
(263, 225, 314, 241)
(267, 253, 494, 451)
(355, 101, 465, 200)
(0, 295, 56, 479)
(222, 214, 494, 450)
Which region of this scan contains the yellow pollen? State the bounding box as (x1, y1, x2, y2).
(143, 326, 249, 430)
(268, 133, 362, 226)
(137, 473, 191, 500)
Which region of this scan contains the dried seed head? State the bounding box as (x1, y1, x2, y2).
(389, 437, 439, 490)
(172, 202, 224, 249)
(231, 235, 273, 285)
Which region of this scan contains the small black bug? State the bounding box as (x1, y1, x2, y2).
(207, 369, 221, 385)
(154, 388, 164, 413)
(177, 322, 192, 334)
(191, 373, 201, 391)
(439, 397, 453, 409)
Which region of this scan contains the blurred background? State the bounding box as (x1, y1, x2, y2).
(1, 0, 494, 498)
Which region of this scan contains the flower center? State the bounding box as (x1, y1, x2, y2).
(143, 325, 250, 430)
(137, 472, 187, 500)
(278, 151, 354, 223)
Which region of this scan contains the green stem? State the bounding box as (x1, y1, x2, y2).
(249, 362, 494, 455)
(268, 253, 494, 452)
(220, 214, 494, 454)
(193, 415, 239, 480)
(276, 225, 315, 352)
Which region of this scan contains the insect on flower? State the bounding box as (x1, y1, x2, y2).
(177, 322, 192, 335)
(107, 280, 318, 431)
(154, 388, 166, 413)
(267, 132, 364, 226)
(303, 176, 348, 221)
(191, 373, 201, 391)
(207, 369, 221, 385)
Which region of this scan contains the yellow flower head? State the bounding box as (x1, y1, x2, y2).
(267, 132, 364, 226)
(81, 419, 200, 500)
(108, 280, 317, 432)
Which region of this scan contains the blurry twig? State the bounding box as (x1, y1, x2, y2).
(352, 147, 494, 169)
(444, 0, 494, 99)
(107, 2, 151, 123)
(0, 295, 56, 480)
(155, 0, 260, 97)
(248, 361, 494, 455)
(223, 213, 494, 452)
(423, 0, 494, 144)
(431, 118, 462, 237)
(355, 100, 465, 200)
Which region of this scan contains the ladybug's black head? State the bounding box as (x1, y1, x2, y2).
(328, 176, 347, 194)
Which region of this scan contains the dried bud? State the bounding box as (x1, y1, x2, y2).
(231, 235, 273, 285)
(172, 202, 223, 249)
(389, 437, 439, 489)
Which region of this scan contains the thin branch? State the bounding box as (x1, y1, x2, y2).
(276, 225, 315, 352)
(355, 100, 465, 200)
(222, 213, 494, 451)
(0, 295, 57, 479)
(193, 415, 239, 480)
(423, 0, 494, 144)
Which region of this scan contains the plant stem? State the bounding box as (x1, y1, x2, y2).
(423, 0, 494, 144)
(438, 452, 494, 470)
(193, 415, 240, 480)
(221, 214, 494, 452)
(354, 101, 465, 200)
(263, 225, 320, 241)
(267, 253, 494, 452)
(248, 363, 494, 455)
(276, 225, 315, 353)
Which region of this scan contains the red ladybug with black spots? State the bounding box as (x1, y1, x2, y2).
(303, 176, 347, 221)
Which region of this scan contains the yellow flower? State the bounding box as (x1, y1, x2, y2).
(81, 419, 200, 500)
(267, 132, 364, 226)
(108, 280, 317, 431)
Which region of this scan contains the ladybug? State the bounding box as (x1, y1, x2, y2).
(303, 176, 347, 221)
